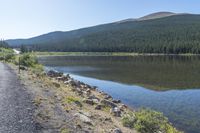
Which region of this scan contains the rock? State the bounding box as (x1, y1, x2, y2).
(104, 117, 112, 122)
(104, 95, 112, 100)
(110, 107, 121, 117)
(70, 80, 82, 88)
(64, 79, 72, 84)
(83, 89, 91, 96)
(91, 86, 98, 90)
(95, 104, 102, 110)
(83, 99, 94, 105)
(118, 104, 127, 111)
(80, 111, 92, 118)
(73, 88, 83, 95)
(101, 99, 117, 108)
(47, 70, 63, 77)
(76, 124, 82, 129)
(113, 128, 122, 133)
(112, 99, 121, 104)
(88, 95, 99, 100)
(55, 95, 62, 101)
(88, 95, 100, 104)
(74, 101, 83, 107)
(74, 113, 93, 125)
(92, 99, 99, 104)
(56, 76, 69, 81)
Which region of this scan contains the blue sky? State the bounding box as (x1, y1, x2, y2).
(0, 0, 199, 39)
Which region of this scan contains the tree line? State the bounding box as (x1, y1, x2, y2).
(11, 14, 200, 54)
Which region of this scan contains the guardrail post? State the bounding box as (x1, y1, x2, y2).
(19, 56, 20, 74)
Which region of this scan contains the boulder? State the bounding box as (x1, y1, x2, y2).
(83, 99, 94, 105)
(74, 113, 93, 125)
(112, 99, 121, 104)
(56, 76, 69, 81)
(88, 95, 99, 101)
(95, 104, 102, 110)
(47, 70, 63, 77)
(88, 95, 100, 104)
(101, 99, 117, 108)
(110, 107, 121, 117)
(84, 89, 91, 96)
(104, 95, 112, 100)
(70, 80, 82, 88)
(113, 128, 122, 133)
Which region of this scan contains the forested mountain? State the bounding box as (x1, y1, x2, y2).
(0, 40, 10, 48)
(6, 12, 200, 54)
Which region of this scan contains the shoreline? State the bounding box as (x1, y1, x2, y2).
(34, 51, 200, 57)
(5, 55, 182, 133)
(8, 63, 136, 132)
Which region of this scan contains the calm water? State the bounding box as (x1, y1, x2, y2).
(39, 56, 200, 133)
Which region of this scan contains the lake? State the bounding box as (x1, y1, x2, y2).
(39, 55, 200, 133)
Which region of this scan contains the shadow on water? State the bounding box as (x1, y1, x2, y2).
(39, 55, 200, 90)
(39, 55, 200, 133)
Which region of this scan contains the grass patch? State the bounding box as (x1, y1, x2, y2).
(64, 96, 82, 107)
(60, 128, 69, 133)
(102, 106, 111, 112)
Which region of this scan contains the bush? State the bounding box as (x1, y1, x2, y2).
(122, 109, 181, 133)
(19, 53, 38, 67)
(122, 112, 136, 128)
(0, 48, 15, 62)
(4, 54, 15, 62)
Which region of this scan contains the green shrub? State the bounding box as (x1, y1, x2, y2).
(134, 109, 169, 133)
(19, 53, 38, 67)
(4, 54, 15, 62)
(122, 109, 181, 133)
(122, 112, 136, 128)
(0, 48, 15, 62)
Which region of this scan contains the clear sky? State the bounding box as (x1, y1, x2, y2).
(0, 0, 199, 39)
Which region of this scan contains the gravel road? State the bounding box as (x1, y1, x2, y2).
(0, 62, 40, 133)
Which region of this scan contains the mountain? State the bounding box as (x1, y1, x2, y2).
(137, 11, 176, 21)
(6, 12, 200, 54)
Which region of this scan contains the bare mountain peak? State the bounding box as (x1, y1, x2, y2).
(116, 11, 180, 23)
(137, 11, 177, 21)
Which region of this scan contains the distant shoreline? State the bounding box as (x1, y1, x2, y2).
(34, 52, 200, 57)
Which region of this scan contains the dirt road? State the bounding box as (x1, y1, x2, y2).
(0, 62, 39, 133)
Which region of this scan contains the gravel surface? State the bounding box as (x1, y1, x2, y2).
(0, 62, 40, 133)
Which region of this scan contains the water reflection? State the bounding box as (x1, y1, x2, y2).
(39, 55, 200, 90)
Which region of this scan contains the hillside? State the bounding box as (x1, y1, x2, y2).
(6, 12, 200, 54)
(137, 11, 176, 21)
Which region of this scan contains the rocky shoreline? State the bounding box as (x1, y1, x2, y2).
(47, 70, 131, 118)
(9, 63, 136, 133)
(7, 57, 181, 133)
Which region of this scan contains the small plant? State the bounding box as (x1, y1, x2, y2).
(65, 96, 82, 107)
(60, 128, 69, 133)
(66, 96, 80, 103)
